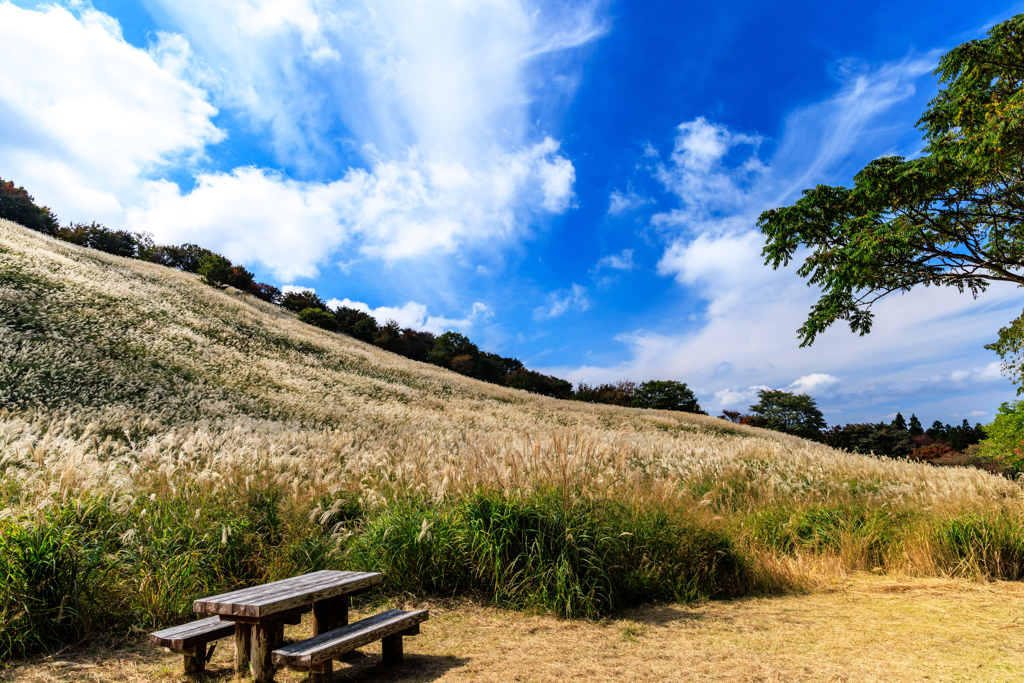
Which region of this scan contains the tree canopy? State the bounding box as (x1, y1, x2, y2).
(759, 15, 1024, 346)
(630, 380, 704, 413)
(748, 389, 826, 441)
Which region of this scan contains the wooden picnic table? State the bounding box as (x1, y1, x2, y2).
(193, 569, 381, 682)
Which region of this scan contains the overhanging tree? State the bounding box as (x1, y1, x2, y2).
(759, 15, 1024, 355)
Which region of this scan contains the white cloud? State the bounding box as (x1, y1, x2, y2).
(324, 297, 491, 335)
(785, 373, 841, 395)
(950, 362, 1003, 384)
(593, 249, 635, 272)
(534, 283, 590, 320)
(281, 285, 315, 295)
(128, 139, 576, 278)
(0, 1, 606, 280)
(607, 189, 652, 216)
(714, 385, 770, 408)
(136, 0, 602, 265)
(0, 3, 222, 225)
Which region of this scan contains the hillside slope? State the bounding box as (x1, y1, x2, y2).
(0, 218, 1013, 505)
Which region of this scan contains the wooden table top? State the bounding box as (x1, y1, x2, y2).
(193, 570, 381, 619)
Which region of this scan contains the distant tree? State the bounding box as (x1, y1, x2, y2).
(54, 222, 140, 258)
(505, 369, 573, 399)
(397, 328, 435, 363)
(945, 418, 986, 451)
(822, 423, 912, 458)
(0, 176, 59, 234)
(145, 243, 213, 272)
(908, 414, 924, 437)
(281, 290, 328, 313)
(333, 306, 375, 336)
(298, 308, 338, 332)
(749, 389, 827, 441)
(573, 381, 636, 406)
(429, 331, 479, 368)
(718, 410, 767, 427)
(891, 412, 907, 431)
(450, 354, 477, 376)
(926, 421, 949, 440)
(352, 317, 379, 344)
(373, 320, 403, 353)
(246, 282, 282, 304)
(979, 401, 1024, 469)
(631, 380, 704, 413)
(197, 253, 235, 288)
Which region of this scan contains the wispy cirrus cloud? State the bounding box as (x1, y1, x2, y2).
(593, 249, 635, 272)
(607, 189, 652, 216)
(534, 283, 590, 320)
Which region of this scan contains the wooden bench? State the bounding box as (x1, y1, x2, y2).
(149, 616, 236, 673)
(272, 608, 429, 674)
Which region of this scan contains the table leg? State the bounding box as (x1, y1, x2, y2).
(311, 600, 333, 683)
(332, 595, 348, 628)
(251, 621, 275, 683)
(235, 623, 251, 674)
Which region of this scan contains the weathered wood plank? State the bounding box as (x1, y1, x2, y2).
(196, 572, 336, 616)
(194, 570, 381, 618)
(149, 616, 236, 651)
(272, 609, 429, 669)
(218, 605, 307, 625)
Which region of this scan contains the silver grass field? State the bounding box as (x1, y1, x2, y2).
(2, 219, 1023, 660)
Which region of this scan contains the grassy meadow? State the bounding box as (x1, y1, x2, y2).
(2, 218, 1024, 662)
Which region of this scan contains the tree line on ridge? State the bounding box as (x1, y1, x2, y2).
(0, 177, 704, 411)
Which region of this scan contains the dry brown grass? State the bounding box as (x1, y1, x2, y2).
(4, 573, 1023, 682)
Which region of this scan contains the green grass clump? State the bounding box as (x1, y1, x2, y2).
(745, 504, 910, 568)
(350, 490, 746, 618)
(935, 512, 1024, 579)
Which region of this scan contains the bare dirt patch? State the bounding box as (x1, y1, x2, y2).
(4, 574, 1023, 683)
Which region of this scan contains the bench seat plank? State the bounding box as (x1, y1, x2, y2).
(150, 616, 236, 651)
(272, 609, 429, 669)
(194, 570, 381, 618)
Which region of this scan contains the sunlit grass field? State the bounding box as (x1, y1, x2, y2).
(2, 218, 1023, 661)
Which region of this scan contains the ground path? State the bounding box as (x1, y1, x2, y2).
(6, 574, 1023, 682)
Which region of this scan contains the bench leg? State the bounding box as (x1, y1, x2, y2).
(183, 641, 208, 674)
(381, 634, 403, 666)
(235, 623, 251, 673)
(310, 661, 332, 683)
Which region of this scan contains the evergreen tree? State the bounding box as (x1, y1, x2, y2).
(891, 412, 907, 431)
(908, 414, 924, 436)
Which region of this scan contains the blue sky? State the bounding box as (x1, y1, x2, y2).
(3, 0, 1024, 425)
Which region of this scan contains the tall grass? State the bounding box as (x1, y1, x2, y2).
(2, 218, 1024, 659)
